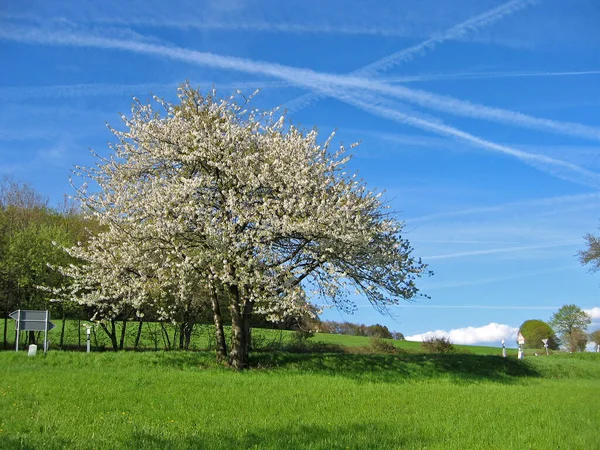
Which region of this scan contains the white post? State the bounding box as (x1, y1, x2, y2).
(86, 327, 91, 353)
(501, 339, 506, 358)
(15, 309, 20, 352)
(43, 310, 49, 354)
(517, 332, 525, 359)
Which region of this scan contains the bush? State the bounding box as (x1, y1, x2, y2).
(368, 337, 400, 354)
(421, 336, 454, 354)
(283, 331, 344, 354)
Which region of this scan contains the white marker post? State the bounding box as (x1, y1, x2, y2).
(43, 310, 49, 354)
(542, 338, 549, 356)
(502, 339, 506, 358)
(15, 309, 21, 352)
(86, 327, 91, 353)
(517, 332, 525, 360)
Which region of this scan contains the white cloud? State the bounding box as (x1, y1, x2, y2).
(406, 322, 519, 345)
(584, 307, 600, 320)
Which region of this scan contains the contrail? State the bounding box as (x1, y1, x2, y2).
(2, 26, 599, 142)
(381, 70, 600, 83)
(332, 93, 600, 188)
(3, 26, 599, 186)
(0, 80, 292, 101)
(285, 0, 544, 111)
(0, 2, 540, 38)
(424, 241, 580, 260)
(409, 192, 600, 223)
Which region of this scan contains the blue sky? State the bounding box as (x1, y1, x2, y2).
(1, 0, 599, 346)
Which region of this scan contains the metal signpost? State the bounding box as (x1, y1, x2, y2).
(9, 310, 56, 354)
(501, 339, 506, 358)
(541, 338, 549, 356)
(517, 332, 525, 360)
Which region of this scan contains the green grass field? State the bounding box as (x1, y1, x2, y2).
(1, 345, 599, 449)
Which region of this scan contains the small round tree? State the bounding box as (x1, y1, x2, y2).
(518, 319, 559, 350)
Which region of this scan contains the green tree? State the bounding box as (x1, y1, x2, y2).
(518, 319, 559, 350)
(549, 304, 592, 352)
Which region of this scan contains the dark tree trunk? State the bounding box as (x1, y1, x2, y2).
(28, 330, 36, 345)
(160, 322, 171, 350)
(100, 320, 118, 351)
(78, 318, 81, 349)
(179, 321, 193, 351)
(228, 284, 253, 370)
(134, 319, 143, 350)
(179, 322, 185, 350)
(59, 306, 66, 348)
(119, 319, 127, 350)
(184, 323, 193, 350)
(210, 284, 227, 361)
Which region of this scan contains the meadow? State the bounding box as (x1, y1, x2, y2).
(1, 330, 599, 449)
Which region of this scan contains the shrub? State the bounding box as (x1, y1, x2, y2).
(369, 337, 400, 354)
(421, 336, 454, 354)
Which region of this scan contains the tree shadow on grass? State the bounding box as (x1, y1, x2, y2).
(124, 422, 427, 450)
(0, 434, 73, 450)
(252, 352, 541, 384)
(118, 348, 542, 384)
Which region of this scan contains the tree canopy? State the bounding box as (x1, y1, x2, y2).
(579, 231, 600, 272)
(518, 319, 559, 350)
(58, 85, 430, 368)
(549, 304, 591, 352)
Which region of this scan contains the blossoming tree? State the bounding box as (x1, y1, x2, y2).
(61, 84, 430, 368)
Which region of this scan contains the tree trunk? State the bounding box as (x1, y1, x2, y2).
(78, 317, 81, 349)
(179, 321, 194, 351)
(184, 323, 193, 350)
(134, 319, 143, 350)
(119, 319, 127, 350)
(100, 321, 118, 351)
(179, 322, 185, 350)
(160, 322, 171, 350)
(210, 284, 227, 361)
(228, 284, 253, 370)
(59, 306, 66, 348)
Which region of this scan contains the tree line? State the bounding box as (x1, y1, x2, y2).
(519, 304, 598, 352)
(318, 320, 404, 340)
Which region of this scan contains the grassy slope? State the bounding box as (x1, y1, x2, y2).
(1, 350, 599, 449)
